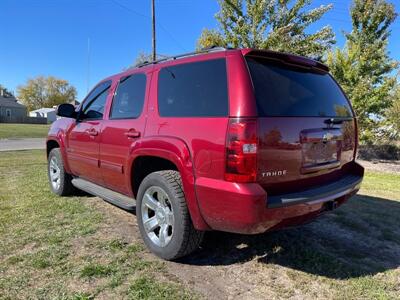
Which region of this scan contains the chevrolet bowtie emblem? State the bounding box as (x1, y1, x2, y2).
(323, 132, 334, 141)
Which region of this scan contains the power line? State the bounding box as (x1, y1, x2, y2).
(108, 0, 187, 52)
(109, 0, 148, 18)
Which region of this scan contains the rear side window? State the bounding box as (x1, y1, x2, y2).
(110, 74, 147, 119)
(158, 59, 228, 117)
(246, 57, 353, 117)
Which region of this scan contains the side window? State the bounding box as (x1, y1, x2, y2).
(81, 80, 111, 120)
(158, 59, 228, 117)
(110, 73, 147, 119)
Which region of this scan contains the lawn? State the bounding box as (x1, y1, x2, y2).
(0, 150, 195, 299)
(0, 150, 399, 299)
(0, 123, 50, 139)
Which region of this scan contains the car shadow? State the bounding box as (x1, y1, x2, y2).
(178, 194, 400, 279)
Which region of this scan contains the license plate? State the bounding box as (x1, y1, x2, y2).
(302, 141, 338, 166)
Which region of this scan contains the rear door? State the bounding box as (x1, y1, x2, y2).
(245, 56, 356, 193)
(99, 73, 148, 195)
(67, 80, 111, 184)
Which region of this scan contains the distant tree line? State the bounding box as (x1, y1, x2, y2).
(14, 76, 77, 111)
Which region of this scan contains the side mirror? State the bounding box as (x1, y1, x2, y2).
(57, 103, 77, 119)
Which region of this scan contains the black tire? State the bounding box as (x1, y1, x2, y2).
(137, 170, 204, 260)
(47, 148, 76, 196)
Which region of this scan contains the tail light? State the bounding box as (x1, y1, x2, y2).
(225, 118, 258, 183)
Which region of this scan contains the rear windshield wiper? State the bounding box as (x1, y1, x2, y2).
(324, 117, 353, 125)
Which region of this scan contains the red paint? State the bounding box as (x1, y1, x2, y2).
(47, 48, 363, 234)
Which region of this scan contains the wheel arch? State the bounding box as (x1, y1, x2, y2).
(46, 133, 71, 174)
(46, 139, 60, 157)
(128, 137, 210, 231)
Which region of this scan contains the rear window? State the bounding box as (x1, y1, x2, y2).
(158, 59, 228, 117)
(246, 57, 353, 117)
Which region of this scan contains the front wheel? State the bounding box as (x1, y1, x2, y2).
(136, 170, 204, 260)
(47, 148, 75, 196)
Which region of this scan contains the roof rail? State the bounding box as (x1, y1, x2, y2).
(136, 46, 230, 68)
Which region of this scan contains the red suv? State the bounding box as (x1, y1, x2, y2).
(47, 48, 364, 260)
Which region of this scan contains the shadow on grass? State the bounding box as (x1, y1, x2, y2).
(179, 194, 400, 279)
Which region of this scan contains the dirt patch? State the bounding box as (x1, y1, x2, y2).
(358, 159, 400, 173)
(87, 193, 400, 300)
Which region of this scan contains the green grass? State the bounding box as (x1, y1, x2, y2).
(127, 276, 194, 300)
(0, 123, 50, 139)
(0, 150, 194, 299)
(0, 150, 399, 299)
(263, 169, 400, 299)
(80, 264, 116, 278)
(359, 170, 400, 200)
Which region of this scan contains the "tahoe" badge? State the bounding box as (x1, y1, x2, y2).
(262, 170, 287, 177)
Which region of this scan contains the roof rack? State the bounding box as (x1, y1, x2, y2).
(136, 46, 229, 68)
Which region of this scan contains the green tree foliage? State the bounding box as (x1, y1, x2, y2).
(197, 0, 335, 58)
(134, 51, 154, 66)
(198, 29, 228, 49)
(124, 52, 169, 70)
(385, 84, 400, 139)
(17, 76, 77, 111)
(327, 0, 398, 143)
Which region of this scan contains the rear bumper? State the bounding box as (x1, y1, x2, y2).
(195, 162, 364, 234)
(267, 173, 362, 208)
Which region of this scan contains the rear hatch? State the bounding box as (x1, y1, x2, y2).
(244, 52, 357, 194)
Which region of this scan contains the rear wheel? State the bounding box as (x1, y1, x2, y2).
(47, 148, 75, 196)
(137, 170, 203, 260)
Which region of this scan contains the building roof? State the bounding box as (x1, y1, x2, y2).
(0, 96, 26, 109)
(30, 107, 56, 113)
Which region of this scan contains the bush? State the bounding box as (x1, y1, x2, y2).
(358, 144, 400, 161)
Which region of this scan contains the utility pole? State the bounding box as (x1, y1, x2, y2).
(151, 0, 156, 61)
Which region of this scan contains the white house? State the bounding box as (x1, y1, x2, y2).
(29, 107, 57, 123)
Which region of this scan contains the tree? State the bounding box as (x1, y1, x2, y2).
(385, 84, 400, 140)
(264, 128, 282, 146)
(197, 0, 335, 58)
(327, 0, 398, 143)
(134, 51, 154, 66)
(124, 51, 170, 70)
(17, 76, 77, 111)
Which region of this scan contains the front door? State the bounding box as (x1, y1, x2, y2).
(67, 80, 112, 185)
(100, 73, 148, 195)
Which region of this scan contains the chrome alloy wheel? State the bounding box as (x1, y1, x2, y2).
(49, 156, 61, 190)
(141, 186, 174, 247)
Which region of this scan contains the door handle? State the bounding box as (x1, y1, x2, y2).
(86, 128, 98, 136)
(124, 129, 141, 138)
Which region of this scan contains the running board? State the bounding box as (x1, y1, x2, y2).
(72, 178, 136, 211)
